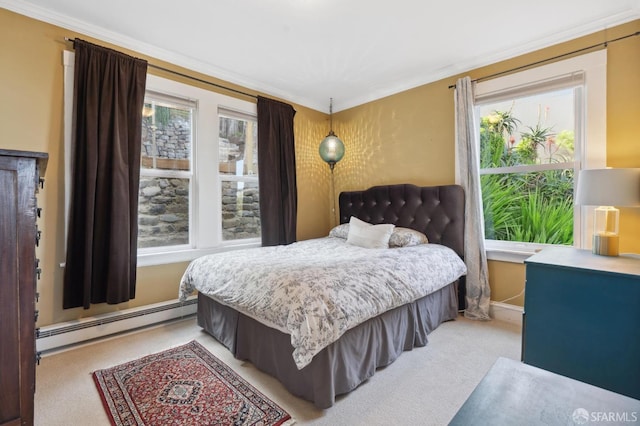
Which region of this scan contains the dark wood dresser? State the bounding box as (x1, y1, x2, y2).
(0, 149, 47, 426)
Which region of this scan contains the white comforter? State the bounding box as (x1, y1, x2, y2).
(179, 237, 467, 369)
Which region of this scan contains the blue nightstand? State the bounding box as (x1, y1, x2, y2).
(523, 246, 640, 400)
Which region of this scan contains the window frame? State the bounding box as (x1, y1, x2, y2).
(470, 50, 607, 263)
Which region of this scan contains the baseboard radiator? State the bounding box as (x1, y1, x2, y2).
(36, 296, 198, 353)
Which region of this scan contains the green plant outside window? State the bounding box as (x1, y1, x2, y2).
(479, 91, 576, 246)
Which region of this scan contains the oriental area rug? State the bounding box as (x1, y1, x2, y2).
(92, 340, 294, 426)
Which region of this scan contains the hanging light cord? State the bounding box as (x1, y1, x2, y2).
(329, 97, 334, 130)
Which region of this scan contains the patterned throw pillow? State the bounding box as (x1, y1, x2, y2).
(388, 227, 429, 248)
(328, 223, 350, 239)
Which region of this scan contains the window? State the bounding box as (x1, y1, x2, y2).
(138, 93, 194, 249)
(478, 86, 578, 246)
(472, 50, 607, 261)
(63, 52, 260, 267)
(138, 75, 260, 265)
(218, 109, 260, 240)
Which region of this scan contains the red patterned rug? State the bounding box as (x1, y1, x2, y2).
(93, 340, 294, 426)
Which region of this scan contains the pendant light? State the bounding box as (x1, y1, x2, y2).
(318, 98, 345, 172)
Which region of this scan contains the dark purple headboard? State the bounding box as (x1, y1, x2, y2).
(338, 183, 466, 308)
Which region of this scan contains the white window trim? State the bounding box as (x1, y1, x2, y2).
(480, 161, 576, 176)
(63, 52, 260, 268)
(471, 50, 607, 263)
(63, 50, 74, 247)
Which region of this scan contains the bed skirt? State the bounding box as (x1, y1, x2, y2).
(197, 281, 459, 409)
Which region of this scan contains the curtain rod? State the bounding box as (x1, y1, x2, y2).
(64, 37, 258, 100)
(448, 30, 640, 89)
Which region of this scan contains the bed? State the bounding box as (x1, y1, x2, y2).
(179, 183, 466, 408)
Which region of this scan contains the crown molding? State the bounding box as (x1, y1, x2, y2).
(0, 0, 323, 110)
(2, 0, 638, 114)
(337, 8, 640, 112)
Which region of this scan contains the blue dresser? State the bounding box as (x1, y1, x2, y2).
(523, 246, 640, 400)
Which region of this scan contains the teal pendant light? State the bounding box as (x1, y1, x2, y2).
(319, 98, 345, 171)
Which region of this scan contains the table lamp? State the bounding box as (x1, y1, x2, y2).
(575, 168, 640, 256)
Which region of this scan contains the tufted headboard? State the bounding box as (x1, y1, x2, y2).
(338, 183, 466, 308)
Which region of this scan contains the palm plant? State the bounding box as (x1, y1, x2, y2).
(517, 123, 554, 164)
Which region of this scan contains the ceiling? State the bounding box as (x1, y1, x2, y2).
(2, 0, 639, 112)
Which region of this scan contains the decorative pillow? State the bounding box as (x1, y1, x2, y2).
(346, 217, 395, 249)
(328, 223, 350, 239)
(389, 227, 429, 248)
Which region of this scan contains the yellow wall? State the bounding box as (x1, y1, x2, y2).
(335, 20, 640, 306)
(488, 261, 526, 306)
(2, 7, 638, 325)
(333, 83, 457, 191)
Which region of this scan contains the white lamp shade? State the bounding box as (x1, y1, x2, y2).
(576, 168, 640, 207)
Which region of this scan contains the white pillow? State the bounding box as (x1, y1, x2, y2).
(346, 217, 395, 249)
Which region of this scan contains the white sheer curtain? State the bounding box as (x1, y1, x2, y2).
(454, 76, 491, 320)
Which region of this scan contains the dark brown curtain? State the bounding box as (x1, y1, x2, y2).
(63, 39, 148, 309)
(257, 96, 297, 246)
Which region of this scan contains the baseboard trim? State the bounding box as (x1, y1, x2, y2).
(36, 296, 197, 353)
(490, 301, 523, 327)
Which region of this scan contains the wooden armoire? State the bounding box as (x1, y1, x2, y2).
(0, 149, 47, 426)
